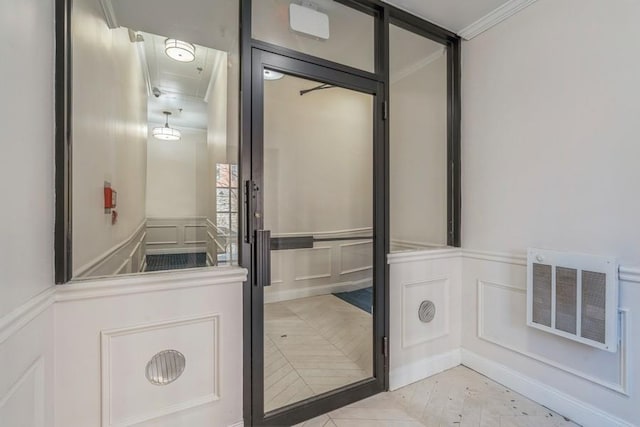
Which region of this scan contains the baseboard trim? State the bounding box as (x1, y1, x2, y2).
(460, 349, 634, 427)
(389, 349, 461, 391)
(146, 247, 207, 255)
(264, 279, 371, 304)
(228, 422, 243, 427)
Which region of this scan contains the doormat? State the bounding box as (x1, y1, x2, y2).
(145, 253, 207, 272)
(333, 287, 373, 314)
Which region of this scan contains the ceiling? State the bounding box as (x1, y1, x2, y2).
(383, 0, 514, 34)
(140, 31, 226, 129)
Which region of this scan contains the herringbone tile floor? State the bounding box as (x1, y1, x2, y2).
(295, 366, 580, 427)
(264, 294, 373, 412)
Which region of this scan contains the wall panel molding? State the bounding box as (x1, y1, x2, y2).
(0, 288, 55, 344)
(401, 277, 450, 348)
(101, 314, 220, 427)
(477, 279, 630, 396)
(339, 241, 373, 275)
(457, 0, 539, 40)
(0, 357, 45, 427)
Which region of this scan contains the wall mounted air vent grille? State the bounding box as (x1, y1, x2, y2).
(527, 248, 618, 352)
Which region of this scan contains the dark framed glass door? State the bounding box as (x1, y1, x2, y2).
(246, 49, 387, 426)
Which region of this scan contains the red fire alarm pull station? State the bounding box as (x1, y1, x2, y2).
(104, 182, 117, 215)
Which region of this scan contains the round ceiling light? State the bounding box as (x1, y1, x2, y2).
(153, 111, 181, 141)
(165, 39, 196, 62)
(263, 69, 285, 81)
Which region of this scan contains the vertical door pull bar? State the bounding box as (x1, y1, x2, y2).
(245, 180, 258, 244)
(255, 229, 271, 287)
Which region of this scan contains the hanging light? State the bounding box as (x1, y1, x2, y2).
(164, 39, 196, 62)
(153, 111, 181, 141)
(263, 69, 284, 80)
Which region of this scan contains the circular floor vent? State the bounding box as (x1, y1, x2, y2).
(145, 350, 186, 386)
(418, 300, 436, 323)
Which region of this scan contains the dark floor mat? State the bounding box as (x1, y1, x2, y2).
(333, 286, 373, 313)
(145, 253, 207, 272)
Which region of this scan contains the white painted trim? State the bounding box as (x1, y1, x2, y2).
(462, 248, 527, 266)
(0, 357, 45, 427)
(227, 422, 244, 427)
(264, 278, 371, 304)
(462, 248, 639, 284)
(457, 0, 539, 40)
(0, 288, 55, 344)
(389, 349, 461, 391)
(387, 248, 461, 264)
(101, 314, 220, 427)
(461, 349, 634, 427)
(293, 247, 332, 281)
(339, 240, 373, 275)
(391, 47, 445, 84)
(58, 267, 247, 302)
(619, 266, 640, 283)
(98, 0, 118, 29)
(273, 227, 372, 239)
(476, 280, 630, 396)
(401, 277, 450, 349)
(146, 247, 206, 255)
(74, 219, 147, 277)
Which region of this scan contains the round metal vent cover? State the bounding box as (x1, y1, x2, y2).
(145, 350, 186, 386)
(418, 300, 436, 323)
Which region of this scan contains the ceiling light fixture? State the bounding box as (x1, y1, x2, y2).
(153, 111, 181, 141)
(263, 69, 285, 80)
(165, 39, 196, 62)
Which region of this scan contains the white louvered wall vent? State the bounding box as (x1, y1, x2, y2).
(527, 248, 619, 352)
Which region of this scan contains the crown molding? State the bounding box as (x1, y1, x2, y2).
(391, 47, 445, 84)
(457, 0, 539, 40)
(98, 0, 119, 29)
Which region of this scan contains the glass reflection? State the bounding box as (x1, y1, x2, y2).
(71, 0, 239, 279)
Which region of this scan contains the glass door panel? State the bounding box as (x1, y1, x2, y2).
(261, 72, 374, 413)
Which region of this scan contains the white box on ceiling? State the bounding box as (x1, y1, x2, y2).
(289, 3, 330, 40)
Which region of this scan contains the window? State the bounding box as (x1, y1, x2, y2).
(215, 164, 239, 264)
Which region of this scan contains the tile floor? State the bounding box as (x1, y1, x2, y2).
(264, 294, 373, 412)
(294, 366, 580, 427)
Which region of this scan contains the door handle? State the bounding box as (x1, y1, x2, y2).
(255, 229, 271, 287)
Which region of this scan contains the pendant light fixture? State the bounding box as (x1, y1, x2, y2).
(153, 111, 181, 141)
(263, 69, 285, 81)
(165, 38, 196, 62)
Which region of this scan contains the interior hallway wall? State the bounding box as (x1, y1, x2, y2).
(263, 76, 373, 235)
(146, 128, 208, 218)
(0, 0, 55, 426)
(390, 53, 448, 248)
(71, 0, 148, 275)
(461, 0, 640, 425)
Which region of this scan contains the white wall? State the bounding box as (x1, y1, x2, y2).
(146, 128, 208, 218)
(461, 1, 640, 425)
(71, 0, 148, 275)
(263, 75, 373, 235)
(390, 53, 448, 248)
(54, 269, 246, 427)
(0, 0, 55, 425)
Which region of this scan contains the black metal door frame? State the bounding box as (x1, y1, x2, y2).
(244, 48, 387, 426)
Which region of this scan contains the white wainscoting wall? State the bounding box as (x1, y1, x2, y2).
(0, 289, 55, 427)
(461, 250, 638, 427)
(265, 229, 373, 303)
(146, 217, 209, 256)
(388, 248, 462, 391)
(54, 268, 246, 427)
(75, 220, 147, 278)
